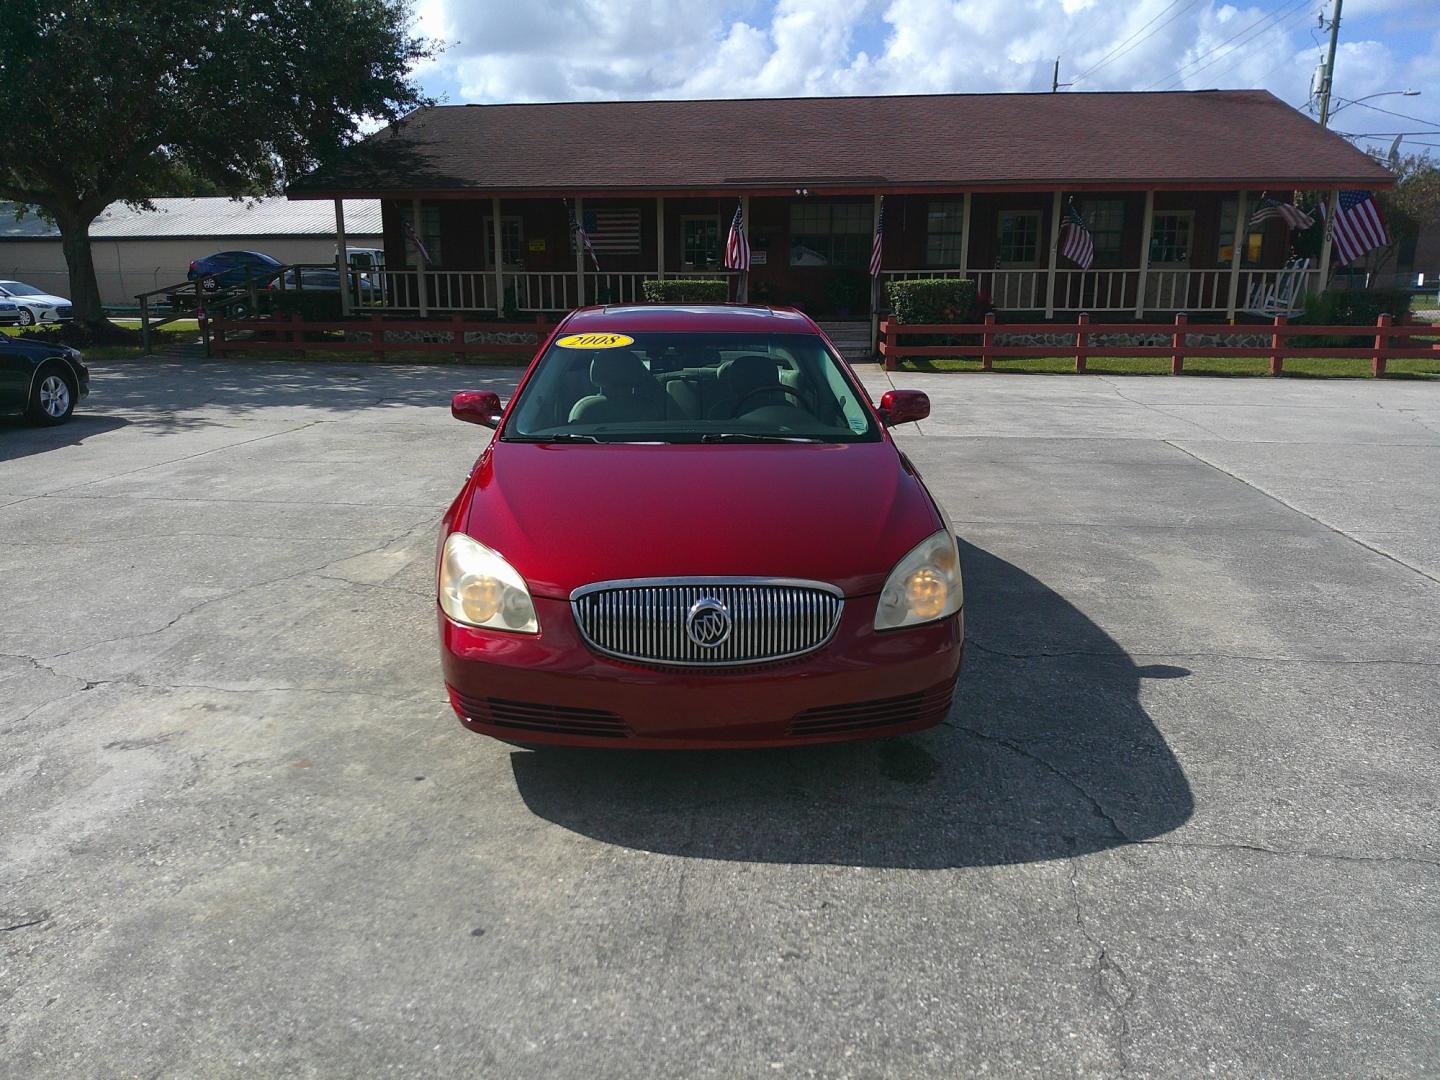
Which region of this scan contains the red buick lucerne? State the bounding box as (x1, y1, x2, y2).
(438, 304, 963, 749)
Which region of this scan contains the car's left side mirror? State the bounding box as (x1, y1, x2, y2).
(878, 389, 929, 427)
(452, 390, 503, 428)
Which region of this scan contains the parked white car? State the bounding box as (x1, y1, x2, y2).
(0, 281, 74, 326)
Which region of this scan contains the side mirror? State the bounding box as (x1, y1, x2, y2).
(878, 389, 929, 427)
(452, 390, 503, 428)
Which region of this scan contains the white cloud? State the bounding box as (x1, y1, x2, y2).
(415, 0, 1440, 153)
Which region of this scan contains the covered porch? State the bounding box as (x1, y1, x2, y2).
(332, 185, 1340, 326)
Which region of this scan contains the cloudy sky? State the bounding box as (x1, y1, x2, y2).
(409, 0, 1440, 155)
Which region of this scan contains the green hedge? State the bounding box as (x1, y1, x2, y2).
(641, 279, 729, 303)
(266, 290, 343, 320)
(885, 278, 978, 325)
(1295, 288, 1414, 346)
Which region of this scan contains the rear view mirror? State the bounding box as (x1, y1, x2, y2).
(878, 389, 929, 427)
(452, 390, 503, 428)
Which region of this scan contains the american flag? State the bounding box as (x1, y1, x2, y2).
(564, 200, 600, 270)
(1058, 204, 1094, 270)
(1321, 190, 1390, 266)
(402, 218, 431, 264)
(1249, 195, 1314, 231)
(723, 200, 750, 272)
(869, 197, 886, 277)
(585, 208, 642, 253)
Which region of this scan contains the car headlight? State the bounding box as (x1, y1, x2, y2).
(438, 533, 538, 633)
(874, 529, 963, 631)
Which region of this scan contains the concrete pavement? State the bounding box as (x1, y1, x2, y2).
(1, 360, 1436, 1077)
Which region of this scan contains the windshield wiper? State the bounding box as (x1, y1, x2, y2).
(508, 433, 602, 443)
(700, 433, 823, 444)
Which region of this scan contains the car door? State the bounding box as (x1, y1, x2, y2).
(0, 344, 35, 411)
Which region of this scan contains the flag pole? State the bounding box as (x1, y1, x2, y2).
(738, 195, 750, 304)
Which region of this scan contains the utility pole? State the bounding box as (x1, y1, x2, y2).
(1317, 0, 1343, 128)
(1052, 58, 1060, 92)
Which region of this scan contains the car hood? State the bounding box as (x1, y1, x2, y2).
(463, 440, 942, 599)
(8, 293, 66, 306)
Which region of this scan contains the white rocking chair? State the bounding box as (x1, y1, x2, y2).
(1245, 257, 1312, 317)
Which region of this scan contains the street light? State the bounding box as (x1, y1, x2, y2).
(1328, 89, 1420, 117)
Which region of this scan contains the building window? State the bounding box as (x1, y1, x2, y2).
(404, 205, 443, 266)
(996, 211, 1041, 267)
(1075, 199, 1125, 268)
(483, 217, 525, 269)
(681, 216, 720, 268)
(1217, 198, 1264, 266)
(1149, 212, 1193, 265)
(926, 201, 966, 266)
(789, 201, 872, 267)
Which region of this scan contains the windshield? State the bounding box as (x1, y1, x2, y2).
(0, 282, 46, 297)
(504, 331, 879, 444)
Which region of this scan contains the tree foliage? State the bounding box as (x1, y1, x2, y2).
(0, 0, 435, 327)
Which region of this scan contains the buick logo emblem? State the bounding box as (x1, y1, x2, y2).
(686, 597, 732, 648)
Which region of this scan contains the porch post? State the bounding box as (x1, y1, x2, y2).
(1317, 186, 1339, 293)
(412, 197, 428, 317)
(870, 192, 882, 356)
(656, 196, 665, 280)
(1225, 188, 1248, 321)
(958, 192, 972, 274)
(491, 196, 504, 316)
(1044, 190, 1062, 317)
(737, 195, 750, 304)
(1134, 190, 1155, 317)
(334, 198, 350, 316)
(574, 196, 586, 308)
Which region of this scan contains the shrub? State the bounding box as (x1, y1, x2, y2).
(885, 278, 978, 325)
(1294, 287, 1413, 346)
(641, 278, 729, 303)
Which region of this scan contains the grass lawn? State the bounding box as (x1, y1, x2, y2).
(1409, 294, 1439, 313)
(2, 322, 200, 362)
(895, 354, 1440, 378)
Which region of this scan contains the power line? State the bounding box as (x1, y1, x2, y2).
(1338, 99, 1440, 130)
(1187, 4, 1317, 88)
(1159, 0, 1313, 89)
(1070, 0, 1201, 86)
(1144, 0, 1310, 90)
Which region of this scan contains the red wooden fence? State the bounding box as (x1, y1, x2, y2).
(209, 314, 552, 360)
(879, 313, 1437, 377)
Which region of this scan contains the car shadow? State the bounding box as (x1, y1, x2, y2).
(510, 540, 1194, 869)
(0, 413, 130, 461)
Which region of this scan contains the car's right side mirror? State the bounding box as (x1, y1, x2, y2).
(452, 390, 503, 428)
(878, 389, 929, 427)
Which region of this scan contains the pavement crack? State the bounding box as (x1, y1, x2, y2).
(1069, 860, 1135, 1071)
(1163, 440, 1440, 586)
(964, 637, 1440, 669)
(0, 916, 48, 933)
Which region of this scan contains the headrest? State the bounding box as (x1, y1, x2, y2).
(590, 351, 650, 388)
(719, 354, 781, 397)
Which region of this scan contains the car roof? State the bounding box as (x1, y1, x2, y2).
(559, 304, 820, 335)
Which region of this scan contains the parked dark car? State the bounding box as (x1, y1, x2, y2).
(0, 336, 89, 425)
(188, 251, 282, 291)
(281, 267, 381, 300)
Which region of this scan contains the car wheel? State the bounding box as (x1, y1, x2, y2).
(16, 307, 35, 327)
(202, 278, 219, 292)
(28, 366, 75, 426)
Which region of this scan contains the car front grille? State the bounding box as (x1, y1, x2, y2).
(57, 305, 72, 318)
(571, 578, 844, 667)
(453, 691, 631, 739)
(787, 680, 957, 737)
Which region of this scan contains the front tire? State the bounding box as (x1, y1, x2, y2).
(28, 366, 75, 426)
(16, 307, 35, 327)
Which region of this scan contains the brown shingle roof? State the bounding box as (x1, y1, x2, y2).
(288, 90, 1392, 198)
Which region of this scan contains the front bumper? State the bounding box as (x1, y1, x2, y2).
(441, 594, 963, 749)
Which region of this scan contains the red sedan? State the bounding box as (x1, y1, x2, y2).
(439, 304, 963, 749)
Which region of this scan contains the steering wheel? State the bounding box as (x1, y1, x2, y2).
(730, 383, 807, 416)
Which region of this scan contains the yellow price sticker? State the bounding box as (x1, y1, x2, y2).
(555, 332, 635, 350)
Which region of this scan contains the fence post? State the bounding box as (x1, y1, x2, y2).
(291, 313, 303, 356)
(1269, 315, 1286, 377)
(452, 312, 465, 362)
(140, 294, 152, 355)
(883, 319, 897, 372)
(1074, 312, 1090, 374)
(981, 312, 995, 371)
(371, 313, 384, 362)
(213, 319, 224, 356)
(1170, 313, 1187, 375)
(1372, 313, 1392, 378)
